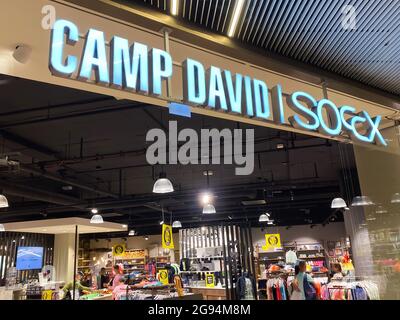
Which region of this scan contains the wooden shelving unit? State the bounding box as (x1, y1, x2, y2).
(114, 249, 148, 274)
(149, 256, 170, 269)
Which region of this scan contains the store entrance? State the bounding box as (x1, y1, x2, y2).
(0, 75, 368, 300)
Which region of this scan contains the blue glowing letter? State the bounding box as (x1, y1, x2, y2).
(207, 66, 227, 110)
(316, 99, 342, 136)
(339, 105, 357, 132)
(79, 29, 109, 84)
(49, 19, 78, 76)
(244, 76, 254, 117)
(223, 70, 242, 114)
(287, 91, 319, 131)
(349, 115, 370, 143)
(150, 48, 172, 96)
(110, 37, 148, 92)
(183, 58, 206, 104)
(362, 112, 387, 146)
(253, 79, 270, 120)
(271, 85, 285, 124)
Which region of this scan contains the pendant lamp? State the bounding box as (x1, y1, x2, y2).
(351, 196, 373, 207)
(172, 220, 182, 228)
(331, 198, 347, 209)
(90, 214, 104, 224)
(201, 170, 216, 214)
(153, 172, 174, 193)
(202, 203, 216, 214)
(0, 194, 9, 208)
(259, 214, 270, 222)
(391, 193, 400, 204)
(375, 206, 388, 214)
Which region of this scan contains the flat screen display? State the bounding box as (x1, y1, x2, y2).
(16, 246, 44, 270)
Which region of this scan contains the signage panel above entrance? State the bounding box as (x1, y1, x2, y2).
(49, 19, 387, 147)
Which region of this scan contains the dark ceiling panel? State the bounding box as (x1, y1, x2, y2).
(133, 0, 400, 97)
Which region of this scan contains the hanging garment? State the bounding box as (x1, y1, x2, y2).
(285, 250, 298, 264)
(236, 274, 256, 300)
(180, 258, 190, 271)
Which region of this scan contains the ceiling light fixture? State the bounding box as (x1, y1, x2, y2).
(0, 194, 9, 208)
(128, 229, 136, 236)
(276, 143, 285, 150)
(153, 172, 174, 193)
(227, 0, 245, 37)
(90, 214, 104, 224)
(201, 193, 212, 205)
(258, 214, 270, 222)
(171, 0, 179, 15)
(0, 224, 4, 232)
(391, 192, 400, 204)
(172, 220, 182, 228)
(202, 203, 216, 214)
(267, 220, 274, 225)
(91, 208, 98, 214)
(144, 236, 149, 241)
(351, 196, 373, 207)
(331, 198, 347, 209)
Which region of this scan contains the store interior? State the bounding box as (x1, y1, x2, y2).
(0, 74, 390, 300)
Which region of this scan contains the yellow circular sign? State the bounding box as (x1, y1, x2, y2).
(163, 228, 172, 246)
(267, 235, 279, 246)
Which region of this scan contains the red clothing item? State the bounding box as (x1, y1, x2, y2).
(276, 285, 282, 300)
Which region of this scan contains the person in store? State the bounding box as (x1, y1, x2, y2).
(80, 271, 92, 287)
(330, 263, 344, 280)
(98, 267, 109, 289)
(112, 276, 128, 300)
(290, 260, 319, 300)
(107, 265, 123, 290)
(62, 271, 92, 300)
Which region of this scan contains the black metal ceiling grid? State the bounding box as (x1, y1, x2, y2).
(133, 0, 400, 96)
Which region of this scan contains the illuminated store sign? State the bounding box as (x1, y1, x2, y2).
(49, 19, 387, 146)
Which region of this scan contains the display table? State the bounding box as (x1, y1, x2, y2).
(91, 293, 113, 300)
(187, 286, 226, 300)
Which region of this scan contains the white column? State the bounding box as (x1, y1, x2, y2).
(53, 233, 76, 283)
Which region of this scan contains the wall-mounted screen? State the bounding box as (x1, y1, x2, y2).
(16, 247, 44, 270)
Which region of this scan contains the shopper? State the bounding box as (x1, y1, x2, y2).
(291, 260, 318, 300)
(107, 265, 123, 290)
(62, 271, 92, 300)
(331, 263, 344, 280)
(112, 276, 128, 300)
(98, 267, 109, 289)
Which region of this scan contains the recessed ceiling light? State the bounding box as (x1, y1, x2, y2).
(122, 224, 127, 228)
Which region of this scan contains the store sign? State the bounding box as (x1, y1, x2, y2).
(205, 273, 215, 288)
(48, 19, 387, 147)
(262, 234, 282, 251)
(158, 269, 169, 285)
(161, 224, 174, 249)
(112, 243, 126, 256)
(41, 290, 53, 300)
